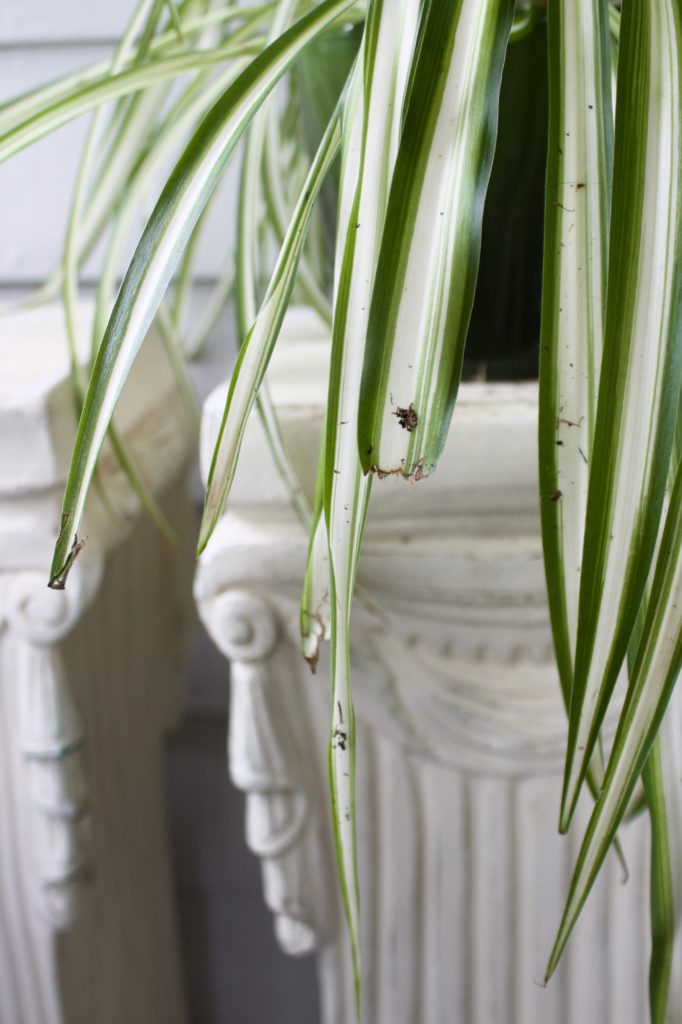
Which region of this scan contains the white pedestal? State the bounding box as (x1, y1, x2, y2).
(195, 308, 650, 1024)
(0, 305, 194, 1024)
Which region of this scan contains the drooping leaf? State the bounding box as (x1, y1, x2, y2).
(229, 0, 318, 535)
(300, 433, 331, 670)
(48, 0, 357, 587)
(59, 0, 181, 547)
(546, 458, 682, 978)
(262, 100, 332, 324)
(90, 63, 245, 349)
(357, 0, 514, 479)
(538, 0, 613, 703)
(643, 691, 682, 1024)
(0, 42, 256, 163)
(198, 100, 342, 549)
(560, 0, 682, 828)
(0, 4, 270, 139)
(322, 0, 421, 1010)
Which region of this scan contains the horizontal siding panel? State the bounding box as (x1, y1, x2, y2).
(0, 49, 239, 284)
(0, 1, 130, 46)
(0, 44, 110, 104)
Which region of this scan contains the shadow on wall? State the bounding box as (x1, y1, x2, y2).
(166, 622, 319, 1024)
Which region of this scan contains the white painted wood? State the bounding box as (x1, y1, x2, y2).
(0, 27, 240, 286)
(0, 303, 195, 1024)
(0, 87, 239, 288)
(0, 2, 130, 44)
(196, 306, 651, 1023)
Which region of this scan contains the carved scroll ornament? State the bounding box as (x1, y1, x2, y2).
(1, 560, 102, 928)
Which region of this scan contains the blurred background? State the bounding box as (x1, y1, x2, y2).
(0, 3, 319, 1021)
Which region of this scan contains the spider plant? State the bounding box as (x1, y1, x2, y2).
(2, 0, 682, 1018)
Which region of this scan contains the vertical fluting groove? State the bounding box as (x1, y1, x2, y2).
(463, 776, 473, 1024)
(640, 819, 653, 1024)
(407, 753, 424, 1022)
(374, 735, 422, 1022)
(506, 780, 517, 1020)
(605, 827, 627, 1023)
(360, 720, 379, 1024)
(562, 808, 575, 1024)
(557, 788, 571, 1024)
(418, 765, 436, 1024)
(474, 777, 515, 1022)
(0, 657, 31, 1024)
(3, 638, 54, 1024)
(510, 780, 521, 1023)
(601, 839, 613, 1024)
(423, 763, 468, 1024)
(564, 800, 608, 1023)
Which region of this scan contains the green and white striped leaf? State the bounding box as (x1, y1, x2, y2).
(546, 458, 682, 979)
(90, 63, 246, 348)
(164, 0, 185, 42)
(560, 0, 682, 828)
(0, 3, 269, 139)
(323, 0, 420, 1010)
(357, 0, 513, 479)
(0, 42, 256, 164)
(508, 3, 542, 43)
(538, 0, 612, 703)
(5, 8, 272, 294)
(639, 398, 682, 1024)
(301, 437, 331, 670)
(58, 0, 182, 546)
(262, 101, 332, 325)
(233, 0, 297, 336)
(643, 692, 682, 1024)
(198, 102, 342, 551)
(48, 0, 357, 588)
(228, 0, 318, 535)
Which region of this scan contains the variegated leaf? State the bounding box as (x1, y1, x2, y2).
(546, 458, 682, 978)
(357, 0, 514, 479)
(0, 42, 252, 163)
(300, 437, 331, 671)
(322, 0, 420, 1009)
(643, 692, 682, 1024)
(198, 102, 342, 550)
(48, 0, 357, 587)
(560, 0, 682, 828)
(538, 0, 612, 703)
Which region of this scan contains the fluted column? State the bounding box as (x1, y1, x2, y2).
(196, 307, 652, 1024)
(0, 303, 195, 1024)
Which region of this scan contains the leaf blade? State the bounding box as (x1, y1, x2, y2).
(546, 458, 682, 977)
(198, 103, 342, 549)
(48, 0, 357, 586)
(322, 1, 421, 1008)
(538, 0, 613, 705)
(357, 0, 514, 479)
(560, 0, 682, 827)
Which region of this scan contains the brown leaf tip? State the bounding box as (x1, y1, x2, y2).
(48, 533, 87, 590)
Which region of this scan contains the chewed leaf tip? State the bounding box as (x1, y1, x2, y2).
(48, 533, 86, 590)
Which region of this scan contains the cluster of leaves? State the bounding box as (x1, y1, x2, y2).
(2, 0, 681, 1018)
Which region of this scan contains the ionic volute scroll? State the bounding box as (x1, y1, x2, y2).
(198, 586, 321, 955)
(2, 561, 102, 928)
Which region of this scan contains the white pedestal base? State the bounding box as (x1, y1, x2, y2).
(195, 309, 651, 1024)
